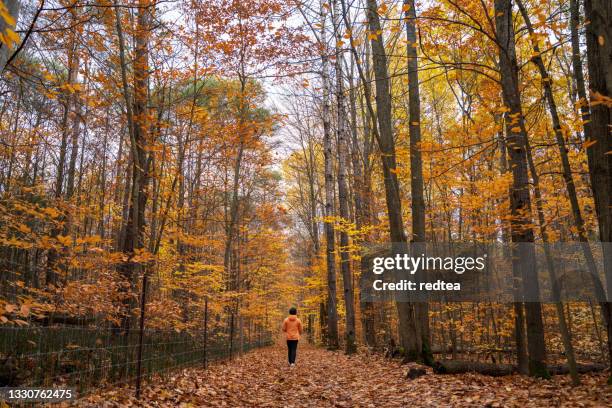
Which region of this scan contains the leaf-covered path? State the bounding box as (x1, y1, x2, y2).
(81, 344, 611, 407)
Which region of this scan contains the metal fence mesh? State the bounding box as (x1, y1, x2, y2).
(0, 322, 272, 400)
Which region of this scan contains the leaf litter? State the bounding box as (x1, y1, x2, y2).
(75, 345, 611, 407)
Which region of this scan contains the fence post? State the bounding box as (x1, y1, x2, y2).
(258, 323, 261, 347)
(308, 314, 313, 343)
(203, 297, 208, 369)
(229, 311, 234, 360)
(135, 271, 148, 400)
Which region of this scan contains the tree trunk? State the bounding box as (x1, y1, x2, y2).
(517, 0, 607, 308)
(404, 0, 432, 365)
(494, 0, 548, 378)
(569, 0, 591, 143)
(365, 0, 418, 360)
(339, 13, 378, 347)
(320, 2, 339, 350)
(583, 0, 612, 381)
(332, 0, 356, 355)
(308, 140, 320, 255)
(114, 0, 152, 330)
(433, 360, 605, 376)
(525, 138, 580, 385)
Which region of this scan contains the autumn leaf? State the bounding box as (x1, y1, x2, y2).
(16, 223, 31, 234)
(82, 346, 612, 407)
(0, 1, 16, 26)
(2, 28, 18, 48)
(19, 303, 30, 318)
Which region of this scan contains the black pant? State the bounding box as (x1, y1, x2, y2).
(287, 340, 298, 364)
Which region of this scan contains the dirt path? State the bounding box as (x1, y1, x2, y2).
(80, 344, 611, 407)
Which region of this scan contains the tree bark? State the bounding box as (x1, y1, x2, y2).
(433, 360, 605, 376)
(404, 0, 432, 365)
(332, 0, 356, 354)
(114, 0, 152, 330)
(583, 0, 612, 380)
(320, 1, 339, 349)
(517, 0, 607, 307)
(365, 0, 422, 360)
(524, 137, 580, 385)
(494, 0, 548, 378)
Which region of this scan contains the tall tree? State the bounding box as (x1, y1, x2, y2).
(494, 0, 548, 378)
(404, 0, 432, 365)
(115, 0, 153, 330)
(365, 0, 423, 360)
(332, 0, 356, 354)
(320, 0, 339, 349)
(583, 0, 612, 380)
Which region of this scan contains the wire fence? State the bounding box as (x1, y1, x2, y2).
(0, 320, 272, 401)
(0, 254, 274, 403)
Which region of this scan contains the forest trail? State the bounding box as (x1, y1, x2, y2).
(79, 345, 611, 407)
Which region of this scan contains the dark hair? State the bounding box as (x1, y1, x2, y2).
(289, 307, 297, 315)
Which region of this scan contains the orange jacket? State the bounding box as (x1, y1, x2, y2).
(282, 315, 303, 340)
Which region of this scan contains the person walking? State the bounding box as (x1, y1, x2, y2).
(282, 307, 302, 367)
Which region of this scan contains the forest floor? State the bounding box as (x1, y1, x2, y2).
(78, 344, 611, 407)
